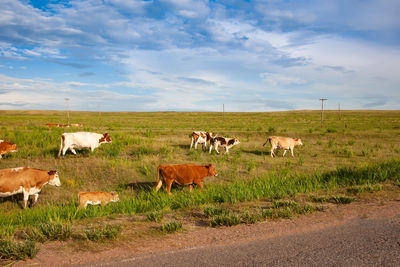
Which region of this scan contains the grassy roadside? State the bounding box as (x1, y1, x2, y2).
(1, 159, 399, 232)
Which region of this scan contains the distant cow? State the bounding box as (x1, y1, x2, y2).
(0, 167, 61, 208)
(190, 131, 214, 150)
(155, 164, 218, 195)
(209, 137, 240, 154)
(0, 140, 17, 159)
(70, 123, 83, 128)
(58, 132, 112, 158)
(45, 123, 69, 128)
(263, 136, 303, 158)
(78, 191, 119, 209)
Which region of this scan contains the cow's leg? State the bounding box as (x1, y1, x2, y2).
(166, 180, 173, 195)
(22, 190, 29, 209)
(270, 148, 275, 158)
(194, 181, 204, 190)
(62, 146, 69, 157)
(70, 148, 77, 155)
(290, 147, 294, 157)
(215, 144, 220, 154)
(194, 140, 199, 150)
(224, 147, 229, 154)
(283, 149, 287, 157)
(0, 154, 2, 159)
(190, 137, 194, 149)
(189, 184, 193, 192)
(155, 180, 163, 192)
(32, 193, 39, 206)
(209, 145, 213, 154)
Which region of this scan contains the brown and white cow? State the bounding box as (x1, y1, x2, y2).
(0, 140, 18, 159)
(209, 136, 240, 154)
(58, 132, 112, 158)
(155, 164, 218, 195)
(263, 136, 303, 158)
(0, 167, 61, 208)
(190, 131, 214, 150)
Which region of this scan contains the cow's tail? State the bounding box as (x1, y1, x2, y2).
(263, 137, 271, 147)
(155, 166, 163, 192)
(58, 135, 64, 158)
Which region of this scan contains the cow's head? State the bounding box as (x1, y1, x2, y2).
(110, 191, 120, 202)
(48, 170, 61, 187)
(99, 133, 112, 144)
(294, 138, 303, 146)
(206, 164, 218, 177)
(206, 132, 214, 141)
(9, 143, 18, 152)
(228, 138, 240, 146)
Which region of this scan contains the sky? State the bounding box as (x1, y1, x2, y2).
(0, 0, 399, 112)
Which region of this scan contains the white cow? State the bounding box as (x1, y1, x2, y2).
(58, 132, 112, 158)
(263, 136, 303, 158)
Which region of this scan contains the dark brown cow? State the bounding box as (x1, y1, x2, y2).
(0, 141, 17, 159)
(155, 164, 218, 195)
(0, 167, 61, 208)
(209, 136, 240, 154)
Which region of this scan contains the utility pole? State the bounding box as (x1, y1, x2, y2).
(65, 98, 70, 125)
(319, 98, 327, 128)
(338, 102, 341, 120)
(223, 104, 225, 120)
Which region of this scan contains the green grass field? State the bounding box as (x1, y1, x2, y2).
(0, 110, 399, 239)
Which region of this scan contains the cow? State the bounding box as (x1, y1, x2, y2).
(190, 131, 214, 150)
(0, 140, 18, 159)
(209, 137, 240, 154)
(45, 123, 69, 128)
(155, 164, 218, 195)
(70, 123, 83, 128)
(58, 132, 112, 158)
(0, 167, 61, 208)
(77, 191, 119, 209)
(263, 136, 303, 158)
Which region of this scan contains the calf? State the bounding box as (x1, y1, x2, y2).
(78, 191, 119, 208)
(263, 136, 303, 158)
(209, 137, 240, 154)
(190, 131, 214, 150)
(155, 164, 218, 195)
(0, 140, 18, 159)
(58, 132, 112, 158)
(0, 167, 61, 208)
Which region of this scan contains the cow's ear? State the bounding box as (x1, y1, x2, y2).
(104, 133, 109, 136)
(48, 170, 56, 175)
(206, 164, 212, 168)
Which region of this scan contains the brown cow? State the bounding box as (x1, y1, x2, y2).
(78, 191, 119, 208)
(155, 164, 218, 195)
(0, 141, 18, 159)
(0, 167, 61, 208)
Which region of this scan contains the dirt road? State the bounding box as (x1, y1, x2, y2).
(18, 199, 400, 266)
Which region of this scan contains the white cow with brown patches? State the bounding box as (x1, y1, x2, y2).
(190, 131, 214, 150)
(58, 132, 112, 158)
(0, 167, 61, 208)
(263, 136, 303, 158)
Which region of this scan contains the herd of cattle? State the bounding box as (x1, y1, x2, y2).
(0, 130, 303, 209)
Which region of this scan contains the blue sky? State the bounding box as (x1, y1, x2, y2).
(0, 0, 399, 111)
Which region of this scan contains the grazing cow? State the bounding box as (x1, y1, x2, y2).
(45, 123, 69, 128)
(70, 123, 83, 128)
(263, 136, 303, 158)
(155, 164, 218, 195)
(209, 137, 240, 154)
(0, 167, 61, 208)
(190, 131, 214, 150)
(78, 191, 119, 208)
(58, 132, 112, 158)
(0, 140, 17, 159)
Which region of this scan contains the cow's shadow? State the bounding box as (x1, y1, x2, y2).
(124, 181, 156, 192)
(0, 194, 27, 209)
(241, 149, 270, 156)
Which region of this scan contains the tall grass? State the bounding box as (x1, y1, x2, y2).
(0, 159, 399, 230)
